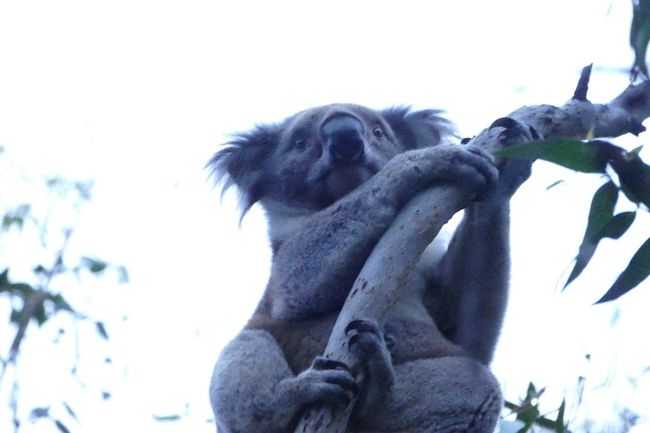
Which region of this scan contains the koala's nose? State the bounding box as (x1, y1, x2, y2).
(321, 114, 365, 164)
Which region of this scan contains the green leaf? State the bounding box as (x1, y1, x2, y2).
(74, 181, 94, 201)
(516, 405, 539, 433)
(33, 265, 47, 276)
(545, 180, 565, 191)
(608, 149, 650, 208)
(10, 308, 20, 323)
(0, 269, 8, 287)
(565, 182, 619, 287)
(54, 419, 71, 433)
(63, 402, 78, 421)
(631, 145, 644, 155)
(95, 321, 109, 340)
(34, 301, 48, 326)
(116, 265, 130, 283)
(50, 293, 75, 313)
(497, 139, 611, 173)
(9, 282, 36, 296)
(631, 0, 650, 78)
(153, 414, 182, 422)
(555, 399, 566, 433)
(80, 257, 108, 274)
(525, 382, 545, 400)
(30, 407, 50, 420)
(597, 237, 650, 303)
(597, 211, 636, 240)
(2, 204, 31, 230)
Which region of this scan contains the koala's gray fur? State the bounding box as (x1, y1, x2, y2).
(208, 104, 529, 433)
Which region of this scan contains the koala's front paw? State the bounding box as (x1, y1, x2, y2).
(393, 144, 500, 202)
(284, 356, 359, 409)
(488, 117, 535, 198)
(430, 144, 499, 201)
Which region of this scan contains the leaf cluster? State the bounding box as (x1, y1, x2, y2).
(499, 139, 650, 303)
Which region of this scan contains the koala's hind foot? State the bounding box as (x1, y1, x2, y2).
(345, 319, 396, 420)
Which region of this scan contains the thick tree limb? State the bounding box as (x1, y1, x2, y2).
(295, 72, 650, 433)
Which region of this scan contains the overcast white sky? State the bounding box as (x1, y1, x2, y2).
(1, 1, 649, 432)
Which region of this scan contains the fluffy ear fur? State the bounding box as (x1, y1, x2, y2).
(207, 124, 280, 216)
(381, 107, 453, 150)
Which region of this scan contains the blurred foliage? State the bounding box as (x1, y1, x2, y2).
(501, 367, 645, 433)
(631, 0, 650, 79)
(503, 383, 568, 433)
(0, 150, 128, 433)
(499, 139, 650, 303)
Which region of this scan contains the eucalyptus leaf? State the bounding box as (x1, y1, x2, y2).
(555, 399, 566, 433)
(597, 237, 650, 303)
(0, 269, 8, 287)
(565, 182, 619, 287)
(95, 321, 109, 340)
(2, 204, 31, 230)
(497, 139, 611, 173)
(54, 420, 71, 433)
(80, 257, 108, 274)
(153, 414, 182, 422)
(34, 301, 48, 326)
(608, 149, 650, 208)
(597, 212, 636, 240)
(30, 407, 50, 420)
(10, 282, 35, 296)
(50, 293, 75, 313)
(116, 265, 130, 283)
(631, 0, 650, 78)
(63, 402, 78, 421)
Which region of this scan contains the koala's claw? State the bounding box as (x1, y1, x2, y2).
(472, 117, 536, 200)
(457, 145, 499, 202)
(489, 116, 540, 146)
(345, 319, 387, 350)
(290, 356, 360, 407)
(312, 356, 351, 373)
(345, 319, 381, 335)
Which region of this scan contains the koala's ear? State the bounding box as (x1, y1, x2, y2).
(381, 107, 453, 149)
(207, 124, 279, 216)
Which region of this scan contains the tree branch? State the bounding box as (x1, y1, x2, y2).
(295, 72, 650, 433)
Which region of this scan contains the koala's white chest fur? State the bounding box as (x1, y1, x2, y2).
(262, 200, 312, 245)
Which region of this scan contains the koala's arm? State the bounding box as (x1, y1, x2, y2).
(267, 145, 497, 320)
(434, 138, 531, 364)
(435, 201, 511, 365)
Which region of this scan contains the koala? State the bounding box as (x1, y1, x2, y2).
(208, 103, 530, 433)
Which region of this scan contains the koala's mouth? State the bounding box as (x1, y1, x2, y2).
(324, 165, 374, 199)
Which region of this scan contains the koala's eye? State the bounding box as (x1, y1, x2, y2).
(294, 139, 307, 150)
(373, 127, 384, 138)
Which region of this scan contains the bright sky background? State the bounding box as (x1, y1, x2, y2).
(1, 1, 649, 432)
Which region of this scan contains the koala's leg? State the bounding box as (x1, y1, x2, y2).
(210, 330, 357, 433)
(356, 356, 502, 433)
(269, 145, 499, 321)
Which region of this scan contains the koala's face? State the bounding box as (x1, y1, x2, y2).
(210, 103, 451, 213)
(268, 104, 407, 209)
